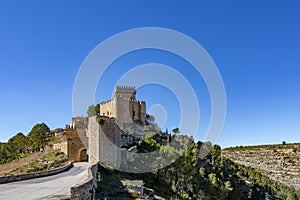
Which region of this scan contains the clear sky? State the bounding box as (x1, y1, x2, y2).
(0, 1, 299, 147)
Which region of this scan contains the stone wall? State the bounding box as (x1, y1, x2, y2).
(88, 116, 121, 168)
(88, 116, 100, 165)
(115, 85, 136, 100)
(100, 99, 113, 117)
(69, 116, 88, 129)
(115, 96, 146, 129)
(53, 141, 68, 155)
(99, 118, 121, 168)
(69, 163, 100, 200)
(0, 163, 73, 184)
(54, 130, 88, 162)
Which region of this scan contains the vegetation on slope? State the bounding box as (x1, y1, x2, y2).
(0, 123, 53, 164)
(6, 150, 67, 175)
(98, 133, 300, 200)
(0, 123, 68, 176)
(96, 165, 144, 200)
(136, 134, 254, 200)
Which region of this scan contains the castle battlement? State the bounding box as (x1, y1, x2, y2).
(99, 86, 146, 128)
(115, 85, 135, 91)
(100, 99, 113, 105)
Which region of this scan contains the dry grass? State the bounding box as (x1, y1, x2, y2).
(0, 149, 49, 175)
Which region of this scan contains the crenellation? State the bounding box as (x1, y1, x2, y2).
(100, 99, 113, 105)
(100, 86, 146, 128)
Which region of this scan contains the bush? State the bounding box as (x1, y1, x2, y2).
(97, 117, 105, 125)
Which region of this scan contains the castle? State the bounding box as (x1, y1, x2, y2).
(54, 86, 159, 168)
(100, 86, 146, 129)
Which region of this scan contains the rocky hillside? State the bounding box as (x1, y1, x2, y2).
(0, 150, 67, 176)
(222, 143, 300, 191)
(0, 150, 47, 175)
(96, 133, 300, 200)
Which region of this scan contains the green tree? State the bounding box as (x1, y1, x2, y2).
(172, 127, 180, 134)
(87, 105, 96, 117)
(224, 181, 233, 191)
(159, 145, 180, 165)
(212, 144, 221, 165)
(28, 123, 50, 151)
(138, 132, 160, 153)
(0, 142, 9, 163)
(144, 132, 160, 149)
(199, 167, 206, 177)
(95, 103, 100, 115)
(8, 132, 28, 154)
(287, 192, 297, 200)
(208, 173, 218, 187)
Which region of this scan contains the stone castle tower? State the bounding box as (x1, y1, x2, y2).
(100, 86, 146, 129)
(58, 86, 159, 167)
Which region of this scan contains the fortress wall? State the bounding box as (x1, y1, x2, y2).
(132, 101, 142, 121)
(76, 129, 89, 149)
(88, 116, 121, 168)
(66, 130, 87, 162)
(139, 101, 146, 123)
(100, 99, 113, 117)
(53, 141, 68, 156)
(112, 95, 118, 123)
(88, 116, 100, 164)
(53, 129, 89, 163)
(99, 118, 121, 168)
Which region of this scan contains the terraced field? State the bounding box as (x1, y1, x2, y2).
(223, 143, 300, 191)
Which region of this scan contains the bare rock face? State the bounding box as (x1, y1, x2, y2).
(223, 143, 300, 191)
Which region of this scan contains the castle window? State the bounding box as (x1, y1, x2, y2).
(107, 111, 109, 115)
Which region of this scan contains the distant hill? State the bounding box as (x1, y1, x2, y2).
(223, 143, 300, 191)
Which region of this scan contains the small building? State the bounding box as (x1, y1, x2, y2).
(68, 116, 88, 130)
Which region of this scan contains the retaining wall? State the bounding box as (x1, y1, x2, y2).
(70, 163, 100, 200)
(0, 163, 73, 184)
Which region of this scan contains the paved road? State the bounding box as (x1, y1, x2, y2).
(0, 162, 90, 200)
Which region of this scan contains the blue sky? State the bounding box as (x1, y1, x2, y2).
(0, 1, 299, 147)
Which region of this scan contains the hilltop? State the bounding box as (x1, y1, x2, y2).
(223, 143, 300, 191)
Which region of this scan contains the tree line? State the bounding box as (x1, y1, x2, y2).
(0, 123, 52, 164)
